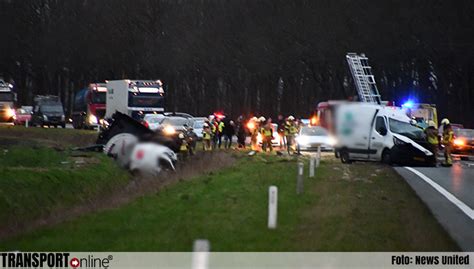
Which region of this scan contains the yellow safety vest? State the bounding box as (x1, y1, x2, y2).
(425, 128, 438, 145)
(203, 130, 211, 140)
(218, 122, 225, 133)
(442, 130, 454, 145)
(263, 127, 272, 137)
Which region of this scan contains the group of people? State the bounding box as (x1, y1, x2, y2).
(245, 115, 301, 153)
(199, 114, 302, 153)
(424, 118, 455, 167)
(201, 116, 236, 151)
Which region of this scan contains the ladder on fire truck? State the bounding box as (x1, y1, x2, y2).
(346, 53, 382, 104)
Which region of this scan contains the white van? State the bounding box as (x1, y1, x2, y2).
(334, 103, 435, 166)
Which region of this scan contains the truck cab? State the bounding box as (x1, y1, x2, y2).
(335, 103, 435, 166)
(105, 80, 165, 121)
(0, 79, 17, 123)
(72, 83, 107, 129)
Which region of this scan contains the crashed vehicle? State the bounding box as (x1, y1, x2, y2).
(98, 112, 181, 176)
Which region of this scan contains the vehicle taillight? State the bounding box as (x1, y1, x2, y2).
(142, 121, 149, 129)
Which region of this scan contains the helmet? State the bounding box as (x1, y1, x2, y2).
(428, 121, 436, 128)
(441, 118, 450, 125)
(178, 133, 185, 139)
(288, 116, 295, 121)
(203, 123, 209, 128)
(410, 119, 417, 125)
(259, 116, 266, 122)
(251, 117, 258, 121)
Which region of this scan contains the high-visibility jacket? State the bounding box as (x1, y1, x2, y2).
(202, 129, 212, 140)
(211, 123, 217, 134)
(218, 122, 225, 133)
(442, 129, 454, 145)
(285, 122, 298, 135)
(180, 140, 188, 151)
(263, 125, 273, 137)
(425, 127, 439, 145)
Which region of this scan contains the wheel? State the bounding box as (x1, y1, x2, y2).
(61, 123, 66, 128)
(382, 149, 392, 165)
(54, 125, 58, 128)
(340, 149, 352, 164)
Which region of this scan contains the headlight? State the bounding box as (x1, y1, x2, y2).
(328, 136, 337, 146)
(89, 115, 98, 124)
(43, 115, 48, 121)
(393, 136, 407, 146)
(163, 125, 176, 135)
(453, 138, 465, 147)
(5, 108, 15, 118)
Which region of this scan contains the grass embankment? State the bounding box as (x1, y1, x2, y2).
(0, 125, 97, 148)
(0, 153, 458, 251)
(0, 147, 130, 233)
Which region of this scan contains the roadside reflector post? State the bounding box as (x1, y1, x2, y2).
(309, 156, 315, 178)
(192, 239, 210, 269)
(25, 119, 29, 128)
(316, 146, 321, 167)
(297, 162, 304, 194)
(268, 186, 278, 229)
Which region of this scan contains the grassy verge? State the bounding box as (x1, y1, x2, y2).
(0, 146, 130, 232)
(0, 125, 97, 148)
(0, 153, 458, 251)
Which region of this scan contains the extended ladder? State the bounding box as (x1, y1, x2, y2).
(346, 53, 381, 104)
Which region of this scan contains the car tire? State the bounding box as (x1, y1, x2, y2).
(382, 149, 392, 165)
(340, 149, 351, 164)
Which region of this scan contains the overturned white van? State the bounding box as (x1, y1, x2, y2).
(334, 103, 435, 166)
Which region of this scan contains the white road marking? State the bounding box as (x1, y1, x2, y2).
(404, 166, 474, 220)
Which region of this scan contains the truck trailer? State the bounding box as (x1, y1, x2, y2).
(105, 80, 165, 120)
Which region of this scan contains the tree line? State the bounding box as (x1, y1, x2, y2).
(0, 0, 473, 126)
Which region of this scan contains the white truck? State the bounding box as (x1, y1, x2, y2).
(334, 103, 435, 166)
(0, 79, 17, 123)
(105, 80, 165, 120)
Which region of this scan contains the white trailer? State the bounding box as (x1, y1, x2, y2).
(105, 80, 165, 120)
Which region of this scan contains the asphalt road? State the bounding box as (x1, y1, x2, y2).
(394, 160, 474, 251)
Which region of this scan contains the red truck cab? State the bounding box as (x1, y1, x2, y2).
(72, 83, 107, 129)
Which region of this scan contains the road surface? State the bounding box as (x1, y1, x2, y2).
(394, 160, 474, 251)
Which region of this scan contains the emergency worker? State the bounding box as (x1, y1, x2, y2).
(441, 118, 454, 167)
(424, 120, 439, 166)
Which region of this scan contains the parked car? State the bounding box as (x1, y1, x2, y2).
(14, 107, 32, 125)
(452, 129, 474, 154)
(141, 113, 165, 131)
(157, 116, 198, 150)
(296, 126, 336, 153)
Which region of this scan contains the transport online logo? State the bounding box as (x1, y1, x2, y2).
(1, 253, 113, 268)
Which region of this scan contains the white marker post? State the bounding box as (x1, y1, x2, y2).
(309, 156, 315, 178)
(192, 239, 210, 269)
(316, 145, 321, 167)
(297, 162, 304, 194)
(268, 186, 278, 229)
(25, 119, 29, 128)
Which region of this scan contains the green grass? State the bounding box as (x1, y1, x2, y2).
(0, 154, 458, 251)
(0, 146, 130, 227)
